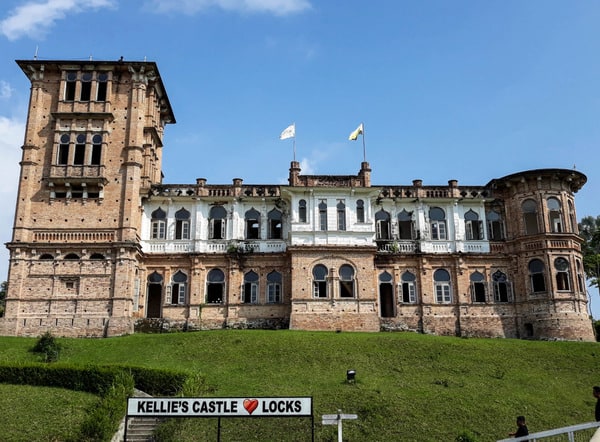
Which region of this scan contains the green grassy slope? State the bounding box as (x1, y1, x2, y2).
(0, 330, 598, 441)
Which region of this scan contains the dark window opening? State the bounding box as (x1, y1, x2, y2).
(80, 73, 92, 101)
(96, 73, 108, 101)
(65, 72, 76, 101)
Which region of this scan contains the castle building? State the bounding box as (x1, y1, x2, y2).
(1, 59, 594, 340)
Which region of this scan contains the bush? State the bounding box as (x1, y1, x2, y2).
(594, 320, 600, 342)
(32, 332, 61, 362)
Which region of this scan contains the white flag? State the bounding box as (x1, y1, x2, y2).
(348, 123, 363, 141)
(280, 123, 295, 140)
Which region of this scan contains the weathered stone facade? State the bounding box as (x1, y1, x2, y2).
(1, 59, 594, 341)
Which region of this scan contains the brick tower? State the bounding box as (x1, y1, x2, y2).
(2, 59, 174, 336)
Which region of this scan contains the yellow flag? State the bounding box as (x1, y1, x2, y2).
(348, 123, 363, 141)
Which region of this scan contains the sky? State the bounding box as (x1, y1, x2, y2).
(1, 0, 600, 317)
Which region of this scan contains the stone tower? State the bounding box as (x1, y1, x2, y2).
(2, 59, 174, 337)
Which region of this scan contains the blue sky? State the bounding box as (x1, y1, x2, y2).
(1, 0, 600, 316)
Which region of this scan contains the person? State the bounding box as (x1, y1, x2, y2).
(594, 386, 600, 421)
(509, 415, 529, 439)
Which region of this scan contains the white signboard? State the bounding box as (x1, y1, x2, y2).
(127, 397, 312, 418)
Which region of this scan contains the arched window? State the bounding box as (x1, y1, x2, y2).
(568, 200, 576, 233)
(64, 72, 76, 101)
(492, 270, 511, 302)
(470, 271, 486, 303)
(80, 72, 92, 101)
(529, 259, 546, 292)
(576, 260, 585, 293)
(151, 207, 167, 239)
(375, 210, 391, 240)
(206, 269, 225, 303)
(58, 133, 70, 165)
(39, 253, 54, 260)
(298, 199, 307, 223)
(433, 269, 451, 303)
(554, 257, 570, 291)
(170, 271, 187, 305)
(74, 133, 86, 165)
(91, 134, 102, 165)
(245, 208, 261, 239)
(398, 210, 414, 240)
(96, 72, 108, 101)
(148, 271, 163, 283)
(356, 199, 365, 223)
(339, 265, 355, 298)
(242, 271, 259, 304)
(313, 265, 328, 298)
(319, 200, 328, 231)
(522, 199, 539, 235)
(268, 209, 282, 239)
(337, 200, 346, 231)
(89, 253, 105, 260)
(209, 206, 227, 240)
(64, 253, 80, 260)
(486, 210, 505, 240)
(465, 210, 483, 240)
(429, 207, 447, 240)
(379, 271, 394, 317)
(547, 197, 563, 233)
(400, 271, 417, 303)
(175, 208, 191, 240)
(267, 271, 282, 303)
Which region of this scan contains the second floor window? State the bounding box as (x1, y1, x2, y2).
(398, 209, 414, 240)
(245, 208, 261, 239)
(267, 271, 282, 303)
(465, 210, 483, 240)
(337, 200, 346, 231)
(554, 257, 570, 291)
(529, 259, 546, 293)
(209, 206, 227, 240)
(57, 133, 103, 166)
(486, 210, 505, 240)
(299, 199, 307, 223)
(400, 271, 417, 303)
(242, 271, 259, 304)
(430, 207, 447, 240)
(547, 197, 563, 233)
(175, 208, 191, 240)
(470, 271, 486, 302)
(151, 208, 166, 239)
(319, 200, 328, 231)
(522, 199, 539, 235)
(268, 209, 282, 239)
(375, 210, 391, 240)
(356, 199, 365, 223)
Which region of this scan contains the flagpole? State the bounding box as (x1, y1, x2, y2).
(293, 122, 296, 162)
(361, 122, 366, 162)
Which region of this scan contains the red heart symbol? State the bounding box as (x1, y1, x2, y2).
(243, 399, 259, 414)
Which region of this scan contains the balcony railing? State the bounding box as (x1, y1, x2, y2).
(49, 165, 105, 179)
(142, 239, 287, 254)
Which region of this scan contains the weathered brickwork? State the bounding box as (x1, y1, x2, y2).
(1, 59, 595, 341)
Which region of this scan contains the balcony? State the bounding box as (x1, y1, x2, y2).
(48, 165, 105, 181)
(141, 239, 287, 254)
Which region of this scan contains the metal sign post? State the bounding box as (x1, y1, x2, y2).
(322, 409, 358, 442)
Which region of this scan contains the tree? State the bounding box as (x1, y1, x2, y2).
(579, 215, 600, 289)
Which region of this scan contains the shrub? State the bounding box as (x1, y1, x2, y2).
(32, 332, 61, 362)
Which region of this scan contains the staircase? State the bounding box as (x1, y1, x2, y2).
(125, 417, 163, 441)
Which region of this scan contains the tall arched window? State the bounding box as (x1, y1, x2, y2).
(429, 207, 447, 240)
(568, 200, 576, 233)
(398, 210, 414, 240)
(151, 207, 166, 239)
(175, 208, 191, 240)
(375, 210, 391, 240)
(242, 271, 259, 303)
(313, 265, 328, 298)
(522, 199, 539, 235)
(337, 200, 346, 231)
(576, 260, 585, 293)
(268, 209, 282, 239)
(170, 271, 187, 305)
(529, 259, 546, 292)
(470, 271, 486, 303)
(433, 269, 451, 303)
(465, 210, 483, 240)
(74, 133, 86, 165)
(547, 197, 563, 233)
(356, 199, 365, 223)
(245, 208, 261, 239)
(298, 199, 307, 223)
(91, 134, 102, 165)
(209, 206, 227, 240)
(58, 133, 70, 165)
(492, 270, 511, 302)
(554, 257, 571, 291)
(400, 271, 417, 303)
(486, 210, 505, 240)
(379, 271, 394, 317)
(206, 269, 225, 303)
(339, 265, 355, 298)
(319, 200, 328, 231)
(267, 271, 282, 303)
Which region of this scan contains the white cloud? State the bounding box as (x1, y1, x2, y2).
(0, 81, 13, 100)
(0, 116, 24, 282)
(0, 0, 116, 41)
(146, 0, 311, 16)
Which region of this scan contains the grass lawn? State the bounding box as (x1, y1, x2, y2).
(0, 330, 598, 441)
